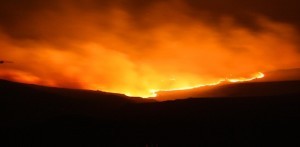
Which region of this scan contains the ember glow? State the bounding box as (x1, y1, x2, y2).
(0, 1, 300, 98)
(148, 72, 265, 97)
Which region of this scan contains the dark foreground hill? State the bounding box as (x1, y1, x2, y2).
(1, 79, 300, 146)
(0, 79, 154, 124)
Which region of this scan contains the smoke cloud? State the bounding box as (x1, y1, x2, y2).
(1, 0, 300, 97)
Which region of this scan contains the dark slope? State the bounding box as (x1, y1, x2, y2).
(116, 95, 300, 144)
(1, 79, 300, 146)
(0, 79, 154, 125)
(259, 68, 300, 82)
(157, 80, 300, 100)
(156, 68, 300, 101)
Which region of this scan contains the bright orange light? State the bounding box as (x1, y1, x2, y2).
(142, 72, 265, 98)
(0, 1, 299, 99)
(227, 72, 264, 83)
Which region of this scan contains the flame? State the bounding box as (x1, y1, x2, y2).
(227, 72, 264, 83)
(0, 1, 299, 99)
(143, 72, 265, 98)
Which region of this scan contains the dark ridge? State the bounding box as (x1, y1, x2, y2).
(0, 79, 155, 125)
(156, 68, 300, 101)
(0, 79, 155, 103)
(156, 80, 300, 101)
(1, 78, 300, 146)
(260, 68, 300, 82)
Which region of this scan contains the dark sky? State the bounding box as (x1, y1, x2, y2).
(1, 0, 300, 38)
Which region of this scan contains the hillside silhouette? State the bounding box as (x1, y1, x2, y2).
(1, 70, 300, 146)
(157, 68, 300, 100)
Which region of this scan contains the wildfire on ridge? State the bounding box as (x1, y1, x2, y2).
(0, 1, 299, 99)
(140, 72, 265, 98)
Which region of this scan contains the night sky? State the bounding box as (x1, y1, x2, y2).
(1, 0, 300, 34)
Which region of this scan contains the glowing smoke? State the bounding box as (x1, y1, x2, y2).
(0, 0, 300, 97)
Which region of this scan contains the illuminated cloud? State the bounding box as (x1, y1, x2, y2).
(0, 0, 300, 97)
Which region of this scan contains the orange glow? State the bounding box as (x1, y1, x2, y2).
(147, 72, 264, 98)
(0, 1, 299, 99)
(227, 72, 264, 83)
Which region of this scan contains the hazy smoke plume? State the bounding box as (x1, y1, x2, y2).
(1, 0, 300, 97)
